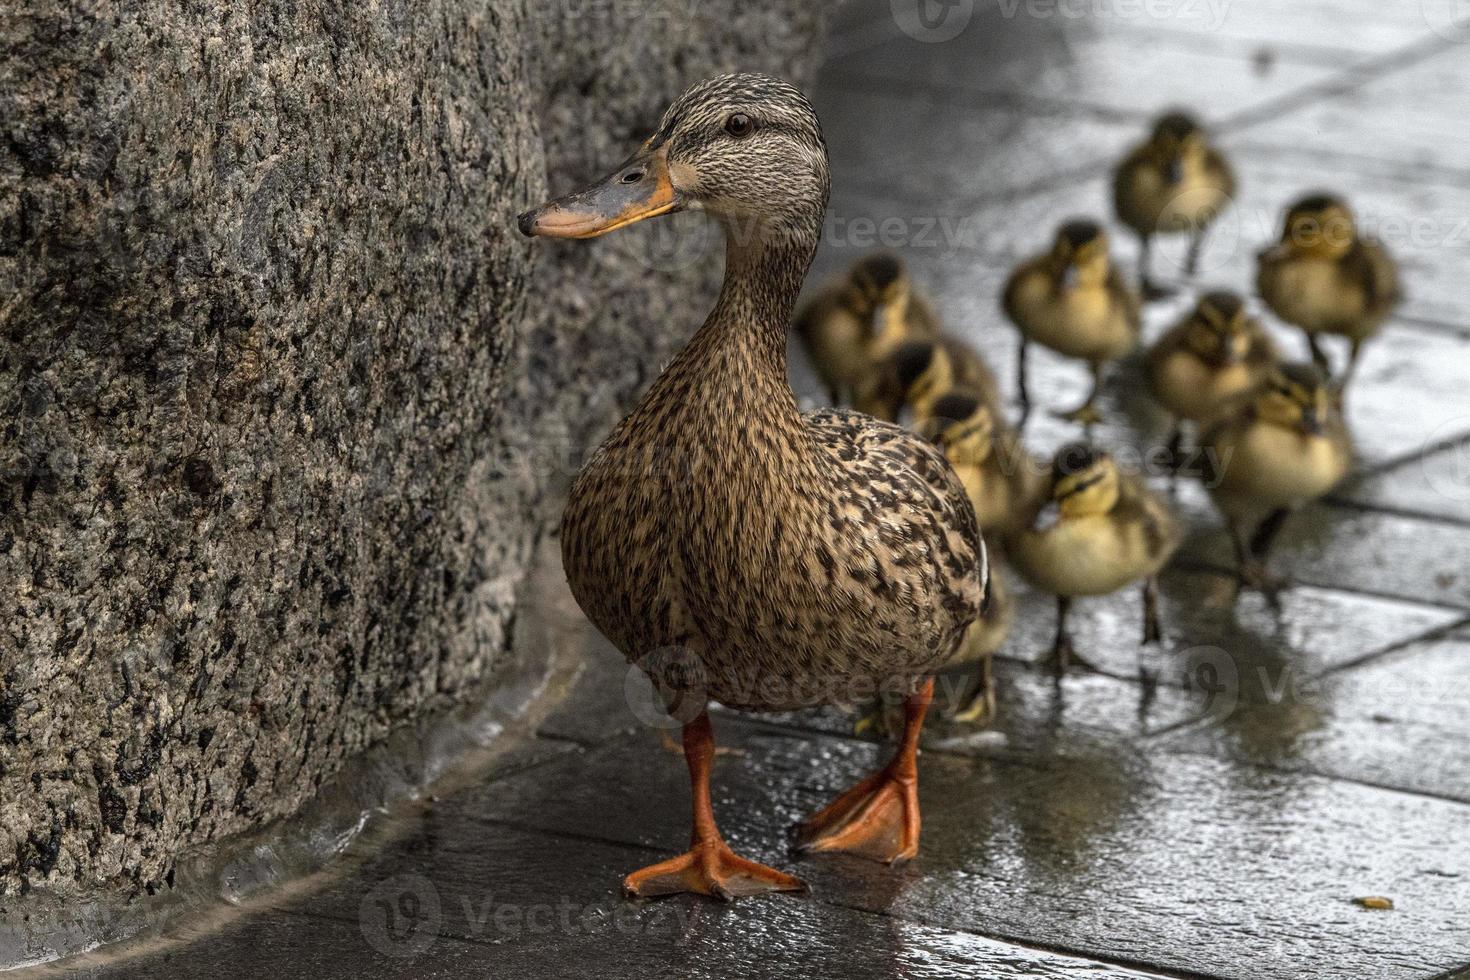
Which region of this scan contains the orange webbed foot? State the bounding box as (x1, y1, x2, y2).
(623, 840, 807, 901)
(795, 765, 921, 865)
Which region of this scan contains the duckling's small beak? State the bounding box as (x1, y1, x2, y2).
(1258, 242, 1290, 263)
(1032, 498, 1063, 532)
(1165, 157, 1184, 184)
(1057, 265, 1080, 293)
(518, 143, 679, 239)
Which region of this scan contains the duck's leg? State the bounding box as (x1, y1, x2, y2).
(1016, 337, 1032, 431)
(1139, 234, 1171, 300)
(1305, 331, 1330, 372)
(1057, 362, 1105, 429)
(625, 712, 806, 900)
(952, 652, 997, 725)
(1141, 576, 1162, 645)
(1184, 225, 1208, 278)
(796, 678, 933, 864)
(1038, 596, 1101, 674)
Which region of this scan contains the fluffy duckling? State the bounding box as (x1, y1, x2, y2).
(855, 336, 1001, 423)
(1200, 362, 1351, 600)
(926, 391, 1044, 721)
(795, 253, 941, 405)
(1257, 194, 1400, 387)
(1009, 445, 1181, 674)
(1114, 111, 1236, 299)
(1146, 290, 1278, 469)
(1004, 220, 1142, 429)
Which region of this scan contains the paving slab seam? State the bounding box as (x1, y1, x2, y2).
(1171, 556, 1470, 615)
(1344, 429, 1470, 481)
(1319, 497, 1470, 533)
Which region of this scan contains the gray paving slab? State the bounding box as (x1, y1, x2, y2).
(444, 721, 1470, 980)
(1338, 436, 1470, 525)
(1159, 635, 1470, 802)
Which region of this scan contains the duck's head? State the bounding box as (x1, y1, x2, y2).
(927, 390, 995, 465)
(848, 253, 910, 315)
(1034, 444, 1119, 529)
(1146, 111, 1206, 184)
(518, 73, 829, 245)
(1254, 362, 1335, 437)
(1184, 290, 1254, 366)
(1263, 193, 1357, 262)
(1048, 220, 1111, 292)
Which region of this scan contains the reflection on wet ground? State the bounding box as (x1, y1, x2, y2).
(47, 1, 1470, 977)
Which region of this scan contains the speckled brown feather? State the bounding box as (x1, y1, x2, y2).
(559, 74, 986, 712)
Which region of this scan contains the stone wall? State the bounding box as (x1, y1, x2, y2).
(0, 0, 827, 911)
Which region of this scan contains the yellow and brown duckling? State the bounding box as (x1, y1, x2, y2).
(1257, 193, 1400, 388)
(854, 335, 1001, 424)
(1199, 362, 1351, 601)
(925, 390, 1045, 721)
(1146, 290, 1278, 471)
(1003, 220, 1142, 429)
(1114, 111, 1236, 299)
(794, 252, 940, 405)
(520, 73, 989, 897)
(1009, 445, 1181, 674)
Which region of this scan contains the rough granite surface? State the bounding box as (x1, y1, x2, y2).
(0, 0, 827, 904)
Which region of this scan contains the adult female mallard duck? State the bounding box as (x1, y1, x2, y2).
(519, 74, 988, 898)
(924, 390, 1043, 721)
(1114, 111, 1236, 299)
(794, 252, 940, 405)
(1199, 362, 1351, 601)
(1256, 194, 1400, 388)
(1003, 220, 1142, 429)
(854, 335, 1001, 423)
(1009, 445, 1181, 674)
(1145, 290, 1278, 471)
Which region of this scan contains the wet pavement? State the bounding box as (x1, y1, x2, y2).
(41, 2, 1470, 978)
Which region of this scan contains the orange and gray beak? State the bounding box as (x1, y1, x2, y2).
(517, 142, 680, 239)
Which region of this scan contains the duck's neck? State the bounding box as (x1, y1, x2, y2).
(700, 219, 819, 375)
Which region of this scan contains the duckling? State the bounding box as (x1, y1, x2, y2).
(925, 390, 1045, 722)
(1009, 445, 1181, 674)
(794, 252, 940, 405)
(1257, 194, 1400, 388)
(1199, 362, 1351, 601)
(1004, 220, 1141, 429)
(854, 336, 1001, 424)
(1146, 290, 1278, 471)
(1113, 111, 1236, 299)
(519, 73, 988, 896)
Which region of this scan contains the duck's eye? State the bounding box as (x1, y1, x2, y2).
(724, 113, 755, 138)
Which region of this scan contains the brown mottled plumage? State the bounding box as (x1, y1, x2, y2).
(1256, 194, 1400, 387)
(521, 73, 987, 898)
(1114, 111, 1236, 298)
(794, 253, 941, 405)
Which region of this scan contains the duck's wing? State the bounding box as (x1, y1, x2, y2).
(804, 407, 988, 634)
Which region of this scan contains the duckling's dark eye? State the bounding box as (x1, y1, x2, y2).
(724, 113, 755, 138)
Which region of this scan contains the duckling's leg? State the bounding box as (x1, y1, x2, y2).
(1342, 338, 1365, 390)
(624, 712, 806, 900)
(952, 652, 997, 726)
(1229, 514, 1288, 607)
(1305, 331, 1330, 372)
(1165, 419, 1186, 490)
(1141, 576, 1162, 645)
(795, 678, 933, 864)
(1037, 597, 1101, 674)
(1057, 363, 1105, 429)
(1184, 225, 1208, 278)
(1138, 234, 1171, 300)
(1016, 338, 1032, 431)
